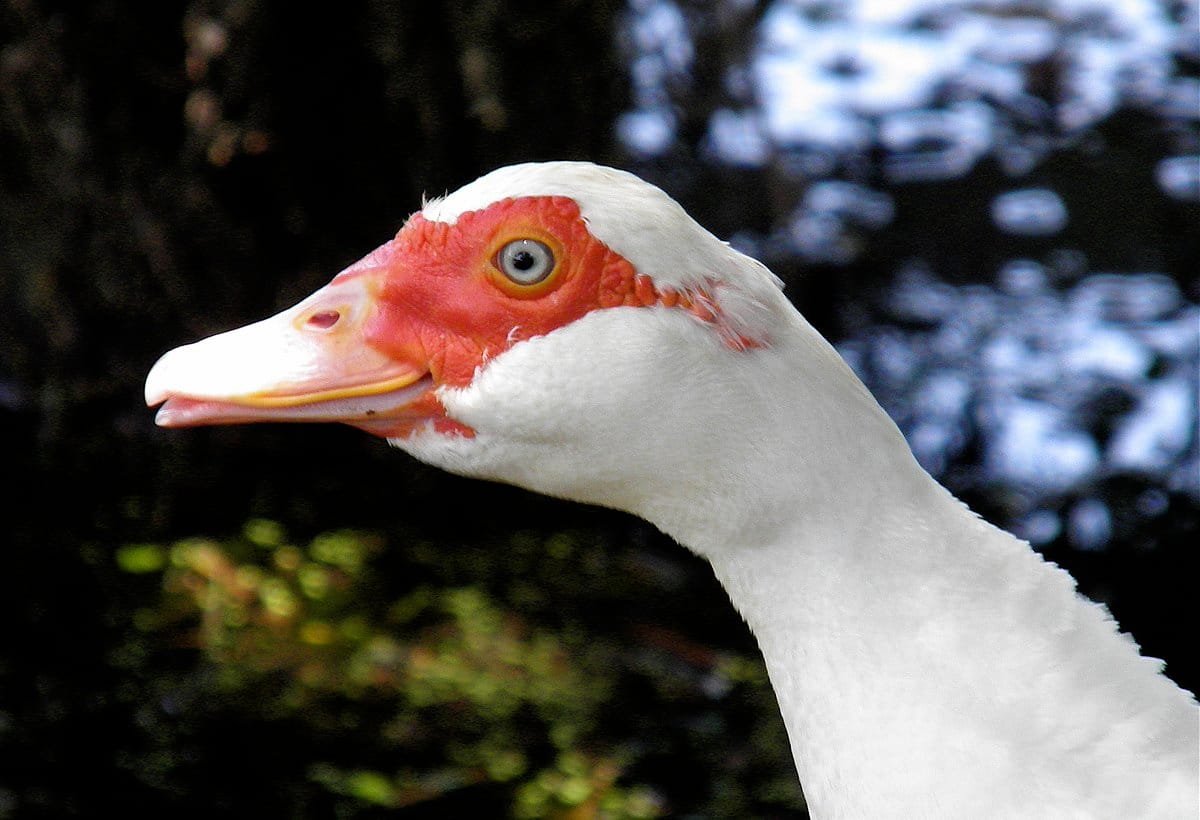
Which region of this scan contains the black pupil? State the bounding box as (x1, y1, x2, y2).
(512, 250, 536, 271)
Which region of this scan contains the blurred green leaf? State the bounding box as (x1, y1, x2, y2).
(346, 770, 396, 806)
(115, 544, 166, 574)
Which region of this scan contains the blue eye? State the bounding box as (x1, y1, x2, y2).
(497, 239, 555, 285)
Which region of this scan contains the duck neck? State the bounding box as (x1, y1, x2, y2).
(635, 326, 1197, 818)
(659, 441, 1199, 818)
(699, 473, 992, 816)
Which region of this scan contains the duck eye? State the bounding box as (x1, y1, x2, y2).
(496, 239, 555, 286)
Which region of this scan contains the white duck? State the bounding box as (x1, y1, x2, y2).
(146, 162, 1198, 819)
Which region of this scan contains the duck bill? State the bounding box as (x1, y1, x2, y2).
(144, 268, 436, 438)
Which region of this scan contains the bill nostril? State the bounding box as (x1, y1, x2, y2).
(307, 310, 341, 330)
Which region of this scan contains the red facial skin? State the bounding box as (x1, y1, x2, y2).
(150, 195, 754, 439)
(354, 196, 640, 392)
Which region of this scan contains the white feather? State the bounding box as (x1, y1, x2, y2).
(397, 163, 1199, 819)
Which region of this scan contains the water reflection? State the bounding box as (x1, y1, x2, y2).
(840, 267, 1197, 549)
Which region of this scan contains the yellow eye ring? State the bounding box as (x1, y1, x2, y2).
(487, 233, 564, 298)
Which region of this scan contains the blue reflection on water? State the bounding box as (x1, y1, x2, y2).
(839, 267, 1198, 548)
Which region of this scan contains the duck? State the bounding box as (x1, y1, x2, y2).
(145, 161, 1199, 819)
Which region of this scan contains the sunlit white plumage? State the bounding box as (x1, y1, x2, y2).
(146, 162, 1199, 819)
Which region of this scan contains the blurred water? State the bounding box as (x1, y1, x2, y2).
(839, 267, 1198, 548)
(1157, 154, 1200, 201)
(990, 188, 1068, 237)
(624, 0, 1195, 178)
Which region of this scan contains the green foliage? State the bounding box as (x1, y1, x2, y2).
(115, 544, 167, 574)
(117, 520, 805, 816)
(122, 521, 667, 816)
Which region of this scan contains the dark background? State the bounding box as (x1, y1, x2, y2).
(1, 2, 1195, 817)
